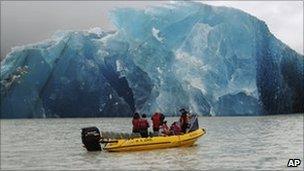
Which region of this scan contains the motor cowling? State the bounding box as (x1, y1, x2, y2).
(81, 126, 101, 151)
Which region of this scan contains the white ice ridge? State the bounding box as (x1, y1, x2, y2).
(152, 27, 164, 43)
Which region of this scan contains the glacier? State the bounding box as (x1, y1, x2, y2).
(1, 2, 303, 118)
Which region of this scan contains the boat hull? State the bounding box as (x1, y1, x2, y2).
(103, 128, 206, 152)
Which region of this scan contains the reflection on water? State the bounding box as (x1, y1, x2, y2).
(1, 114, 303, 170)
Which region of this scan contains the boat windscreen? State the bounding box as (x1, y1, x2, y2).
(188, 114, 199, 132)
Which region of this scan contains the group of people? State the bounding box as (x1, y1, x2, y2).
(132, 108, 191, 137)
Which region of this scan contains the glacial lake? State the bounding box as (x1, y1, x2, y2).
(1, 114, 303, 170)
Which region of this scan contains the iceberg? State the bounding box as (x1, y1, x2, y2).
(1, 2, 303, 118)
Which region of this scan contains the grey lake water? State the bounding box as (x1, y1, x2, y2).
(1, 114, 303, 170)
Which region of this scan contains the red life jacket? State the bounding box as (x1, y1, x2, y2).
(170, 123, 181, 135)
(139, 118, 149, 129)
(132, 118, 140, 131)
(151, 113, 161, 129)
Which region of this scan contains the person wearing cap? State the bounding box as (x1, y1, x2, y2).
(179, 108, 190, 133)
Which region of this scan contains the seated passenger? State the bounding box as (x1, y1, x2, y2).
(170, 122, 182, 135)
(132, 112, 140, 133)
(159, 120, 170, 135)
(139, 114, 150, 137)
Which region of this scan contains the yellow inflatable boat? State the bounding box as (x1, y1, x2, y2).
(103, 128, 205, 152)
(81, 115, 206, 152)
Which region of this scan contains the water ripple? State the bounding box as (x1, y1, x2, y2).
(1, 114, 303, 170)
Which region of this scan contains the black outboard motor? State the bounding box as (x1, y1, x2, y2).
(81, 126, 101, 151)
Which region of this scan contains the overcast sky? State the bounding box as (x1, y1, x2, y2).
(1, 1, 303, 59)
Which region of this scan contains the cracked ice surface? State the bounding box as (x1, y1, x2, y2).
(1, 2, 303, 118)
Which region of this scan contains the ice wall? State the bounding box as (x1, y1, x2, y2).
(1, 2, 303, 118)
